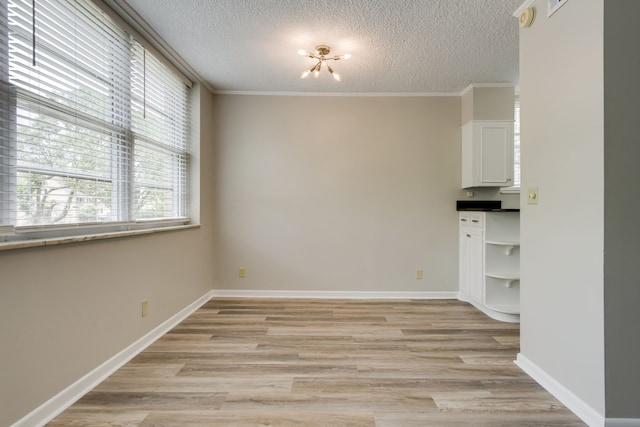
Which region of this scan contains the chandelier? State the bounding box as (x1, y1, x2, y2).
(298, 45, 351, 81)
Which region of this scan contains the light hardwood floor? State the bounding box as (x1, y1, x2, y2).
(48, 298, 586, 426)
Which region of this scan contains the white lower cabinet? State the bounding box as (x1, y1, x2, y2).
(458, 213, 483, 303)
(458, 211, 520, 323)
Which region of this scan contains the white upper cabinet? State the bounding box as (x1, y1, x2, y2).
(461, 121, 514, 188)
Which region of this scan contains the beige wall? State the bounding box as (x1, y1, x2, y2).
(461, 89, 474, 125)
(519, 0, 605, 417)
(472, 87, 515, 121)
(212, 95, 465, 293)
(461, 86, 515, 125)
(0, 84, 217, 426)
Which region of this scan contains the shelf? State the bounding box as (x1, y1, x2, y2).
(484, 302, 520, 315)
(486, 240, 519, 255)
(485, 240, 519, 246)
(486, 272, 520, 287)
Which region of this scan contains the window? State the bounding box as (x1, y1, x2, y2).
(0, 0, 189, 239)
(513, 99, 521, 188)
(502, 98, 520, 192)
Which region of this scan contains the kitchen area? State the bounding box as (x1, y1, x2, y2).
(457, 85, 520, 322)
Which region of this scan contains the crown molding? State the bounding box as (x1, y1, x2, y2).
(514, 0, 537, 18)
(213, 90, 460, 97)
(460, 83, 517, 97)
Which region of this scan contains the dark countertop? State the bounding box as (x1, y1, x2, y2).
(457, 208, 520, 212)
(456, 200, 520, 212)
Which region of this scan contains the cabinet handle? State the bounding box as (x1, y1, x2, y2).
(472, 220, 479, 223)
(466, 233, 471, 237)
(461, 218, 468, 222)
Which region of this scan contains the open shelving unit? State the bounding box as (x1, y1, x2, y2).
(484, 213, 520, 319)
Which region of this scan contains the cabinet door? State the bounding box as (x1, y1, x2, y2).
(477, 122, 514, 186)
(459, 230, 471, 297)
(467, 228, 484, 304)
(461, 121, 514, 188)
(459, 225, 483, 303)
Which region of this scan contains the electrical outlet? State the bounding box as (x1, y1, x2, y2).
(141, 300, 148, 317)
(239, 268, 246, 278)
(416, 269, 423, 280)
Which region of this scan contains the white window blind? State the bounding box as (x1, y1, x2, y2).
(0, 0, 189, 235)
(513, 99, 521, 188)
(0, 2, 15, 229)
(131, 43, 188, 220)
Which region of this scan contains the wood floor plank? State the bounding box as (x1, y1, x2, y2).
(96, 376, 293, 393)
(432, 390, 575, 413)
(47, 298, 586, 426)
(46, 410, 149, 427)
(68, 391, 227, 411)
(139, 411, 376, 427)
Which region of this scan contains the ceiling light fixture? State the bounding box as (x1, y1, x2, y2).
(298, 45, 351, 82)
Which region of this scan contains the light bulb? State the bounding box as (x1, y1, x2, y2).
(298, 49, 307, 56)
(300, 70, 310, 79)
(342, 53, 352, 60)
(314, 70, 320, 78)
(326, 65, 340, 82)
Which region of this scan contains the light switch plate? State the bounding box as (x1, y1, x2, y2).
(527, 187, 539, 205)
(141, 300, 148, 317)
(548, 0, 568, 17)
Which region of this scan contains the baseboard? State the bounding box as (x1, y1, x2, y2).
(515, 353, 605, 427)
(458, 294, 520, 323)
(11, 290, 216, 427)
(210, 289, 459, 299)
(606, 419, 640, 427)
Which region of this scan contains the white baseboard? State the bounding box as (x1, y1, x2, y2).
(606, 419, 640, 427)
(11, 290, 216, 427)
(210, 289, 459, 300)
(458, 294, 520, 323)
(515, 353, 605, 427)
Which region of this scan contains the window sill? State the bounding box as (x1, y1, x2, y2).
(500, 187, 520, 194)
(0, 224, 200, 251)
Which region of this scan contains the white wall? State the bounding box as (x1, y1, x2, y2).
(0, 84, 217, 427)
(212, 95, 466, 293)
(519, 0, 605, 417)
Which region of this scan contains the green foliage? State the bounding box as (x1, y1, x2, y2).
(16, 85, 183, 225)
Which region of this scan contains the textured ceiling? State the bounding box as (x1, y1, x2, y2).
(123, 0, 522, 94)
